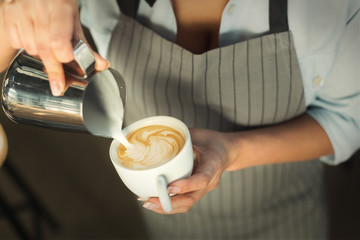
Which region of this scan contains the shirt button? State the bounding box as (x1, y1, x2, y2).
(227, 4, 236, 15)
(312, 76, 323, 87)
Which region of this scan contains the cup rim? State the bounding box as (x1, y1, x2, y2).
(109, 116, 190, 172)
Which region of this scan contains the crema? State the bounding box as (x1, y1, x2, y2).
(117, 125, 185, 170)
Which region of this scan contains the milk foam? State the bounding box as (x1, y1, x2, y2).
(117, 125, 185, 170)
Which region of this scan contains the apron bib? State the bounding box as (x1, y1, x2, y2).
(108, 0, 327, 238)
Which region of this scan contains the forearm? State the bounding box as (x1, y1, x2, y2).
(0, 1, 17, 72)
(226, 113, 334, 171)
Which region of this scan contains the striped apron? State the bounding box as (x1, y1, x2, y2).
(108, 0, 328, 239)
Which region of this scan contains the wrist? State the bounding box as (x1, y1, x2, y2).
(224, 131, 253, 171)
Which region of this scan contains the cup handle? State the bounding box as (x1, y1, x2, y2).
(156, 175, 172, 212)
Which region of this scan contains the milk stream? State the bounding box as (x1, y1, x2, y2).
(113, 131, 131, 149)
(109, 121, 132, 149)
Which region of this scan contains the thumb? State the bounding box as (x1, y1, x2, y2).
(92, 50, 110, 71)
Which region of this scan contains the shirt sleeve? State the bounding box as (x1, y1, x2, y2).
(307, 6, 360, 165)
(79, 0, 120, 58)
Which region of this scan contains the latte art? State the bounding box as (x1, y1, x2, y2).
(117, 125, 185, 170)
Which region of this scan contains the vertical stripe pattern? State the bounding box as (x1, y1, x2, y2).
(107, 14, 326, 239)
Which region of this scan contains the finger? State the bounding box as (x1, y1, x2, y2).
(42, 54, 66, 96)
(32, 2, 65, 96)
(6, 22, 22, 49)
(2, 5, 22, 48)
(143, 190, 205, 214)
(167, 172, 213, 195)
(93, 51, 110, 71)
(49, 3, 74, 63)
(167, 150, 220, 194)
(17, 16, 37, 55)
(37, 43, 66, 96)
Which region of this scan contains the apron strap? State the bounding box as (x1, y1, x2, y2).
(269, 0, 289, 33)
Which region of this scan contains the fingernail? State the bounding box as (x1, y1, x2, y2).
(167, 186, 180, 194)
(137, 197, 146, 201)
(50, 81, 62, 96)
(143, 202, 158, 210)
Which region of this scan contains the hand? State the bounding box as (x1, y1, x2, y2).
(141, 128, 237, 214)
(1, 0, 109, 96)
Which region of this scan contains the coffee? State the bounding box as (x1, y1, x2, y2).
(110, 116, 194, 212)
(117, 125, 185, 170)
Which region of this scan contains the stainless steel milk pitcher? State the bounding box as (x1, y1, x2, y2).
(2, 40, 126, 138)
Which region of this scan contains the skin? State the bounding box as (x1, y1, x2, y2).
(0, 0, 334, 214)
(172, 0, 229, 54)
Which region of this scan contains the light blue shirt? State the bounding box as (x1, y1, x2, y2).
(80, 0, 360, 165)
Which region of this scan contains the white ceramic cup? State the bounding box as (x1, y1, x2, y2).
(109, 116, 194, 212)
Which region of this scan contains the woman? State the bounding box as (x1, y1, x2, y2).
(1, 0, 359, 238)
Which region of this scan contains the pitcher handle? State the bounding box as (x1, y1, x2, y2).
(63, 39, 95, 80)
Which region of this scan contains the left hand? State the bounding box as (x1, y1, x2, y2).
(141, 128, 237, 214)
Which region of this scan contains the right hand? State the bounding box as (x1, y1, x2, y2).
(1, 0, 109, 96)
